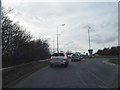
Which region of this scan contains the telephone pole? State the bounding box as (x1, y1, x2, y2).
(87, 26, 93, 56)
(88, 26, 91, 49)
(52, 40, 55, 54)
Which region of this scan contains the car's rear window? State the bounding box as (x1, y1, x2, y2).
(52, 53, 64, 56)
(72, 54, 79, 56)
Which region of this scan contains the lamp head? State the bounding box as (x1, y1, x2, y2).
(61, 24, 65, 26)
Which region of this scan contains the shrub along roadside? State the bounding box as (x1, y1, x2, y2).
(2, 60, 49, 88)
(2, 8, 50, 68)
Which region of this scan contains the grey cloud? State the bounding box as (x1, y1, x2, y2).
(3, 1, 118, 53)
(91, 35, 118, 44)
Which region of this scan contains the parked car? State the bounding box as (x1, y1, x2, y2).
(71, 53, 82, 61)
(49, 53, 69, 67)
(78, 53, 84, 60)
(67, 55, 72, 59)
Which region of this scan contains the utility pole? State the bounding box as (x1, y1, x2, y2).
(52, 40, 55, 54)
(88, 26, 91, 49)
(87, 26, 93, 56)
(57, 26, 59, 53)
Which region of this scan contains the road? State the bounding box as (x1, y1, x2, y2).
(13, 57, 119, 88)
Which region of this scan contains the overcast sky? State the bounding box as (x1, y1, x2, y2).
(2, 0, 118, 54)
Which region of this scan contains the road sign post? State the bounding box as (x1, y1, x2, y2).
(88, 49, 93, 57)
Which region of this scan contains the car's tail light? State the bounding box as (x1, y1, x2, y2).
(50, 57, 52, 60)
(64, 57, 67, 60)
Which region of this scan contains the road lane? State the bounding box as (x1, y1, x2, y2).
(84, 58, 118, 88)
(13, 58, 118, 88)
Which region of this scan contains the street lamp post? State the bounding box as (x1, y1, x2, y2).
(57, 24, 65, 53)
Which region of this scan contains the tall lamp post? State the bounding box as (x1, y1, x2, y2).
(57, 24, 65, 53)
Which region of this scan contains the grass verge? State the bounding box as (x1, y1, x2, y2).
(93, 55, 118, 58)
(2, 60, 49, 88)
(109, 58, 120, 65)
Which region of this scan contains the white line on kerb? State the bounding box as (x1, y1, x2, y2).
(1, 59, 49, 71)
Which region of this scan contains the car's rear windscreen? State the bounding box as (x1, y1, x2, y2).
(72, 54, 79, 56)
(52, 53, 64, 56)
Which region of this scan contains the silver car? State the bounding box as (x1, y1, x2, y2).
(71, 53, 82, 61)
(50, 53, 69, 67)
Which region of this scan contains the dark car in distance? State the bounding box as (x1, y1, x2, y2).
(71, 53, 82, 61)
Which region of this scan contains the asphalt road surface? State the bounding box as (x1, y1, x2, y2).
(13, 57, 119, 88)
